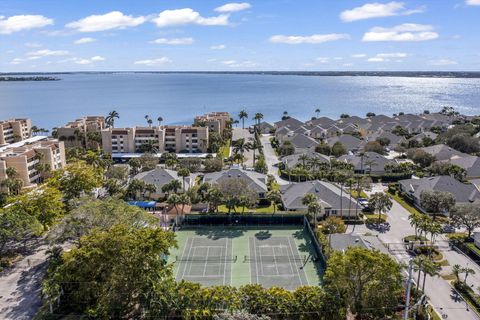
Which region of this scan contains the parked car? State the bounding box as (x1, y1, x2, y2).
(357, 198, 369, 207)
(442, 224, 456, 233)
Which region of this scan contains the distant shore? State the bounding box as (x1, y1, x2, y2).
(0, 76, 60, 82)
(1, 71, 480, 79)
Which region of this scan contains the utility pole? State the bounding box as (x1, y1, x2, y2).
(404, 259, 414, 320)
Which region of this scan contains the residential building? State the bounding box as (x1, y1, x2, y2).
(364, 131, 406, 149)
(101, 125, 209, 154)
(274, 117, 304, 130)
(203, 168, 268, 198)
(0, 137, 66, 189)
(57, 116, 105, 148)
(194, 112, 230, 134)
(440, 156, 480, 180)
(282, 151, 330, 169)
(327, 134, 363, 154)
(474, 232, 480, 249)
(338, 152, 397, 175)
(0, 118, 32, 145)
(252, 121, 274, 134)
(398, 176, 480, 213)
(420, 144, 470, 161)
(133, 166, 192, 198)
(288, 133, 319, 153)
(280, 180, 358, 217)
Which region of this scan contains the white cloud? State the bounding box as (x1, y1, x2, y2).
(91, 56, 105, 61)
(315, 57, 330, 63)
(10, 58, 25, 65)
(27, 49, 69, 57)
(362, 23, 438, 42)
(134, 57, 172, 66)
(367, 52, 408, 62)
(220, 59, 256, 67)
(269, 33, 350, 44)
(466, 0, 480, 5)
(340, 1, 424, 22)
(351, 54, 367, 58)
(0, 15, 53, 34)
(25, 42, 42, 48)
(152, 8, 229, 27)
(211, 44, 226, 50)
(334, 57, 343, 60)
(343, 63, 353, 67)
(151, 37, 194, 45)
(74, 37, 96, 44)
(215, 2, 251, 13)
(66, 11, 146, 32)
(429, 59, 458, 66)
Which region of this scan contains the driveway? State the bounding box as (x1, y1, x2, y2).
(352, 185, 479, 320)
(260, 134, 289, 185)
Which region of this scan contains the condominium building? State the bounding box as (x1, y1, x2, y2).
(194, 112, 230, 134)
(101, 125, 209, 154)
(0, 118, 32, 145)
(57, 116, 105, 148)
(0, 137, 66, 189)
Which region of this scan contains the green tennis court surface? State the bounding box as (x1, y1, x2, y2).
(169, 227, 323, 290)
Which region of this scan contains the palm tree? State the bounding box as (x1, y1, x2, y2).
(452, 264, 462, 284)
(253, 113, 264, 126)
(282, 111, 289, 120)
(177, 168, 190, 192)
(302, 193, 322, 229)
(298, 154, 310, 168)
(167, 194, 181, 219)
(421, 259, 441, 292)
(233, 138, 250, 165)
(206, 186, 223, 213)
(169, 179, 182, 194)
(462, 266, 476, 284)
(144, 115, 151, 127)
(315, 108, 321, 118)
(368, 192, 392, 223)
(178, 194, 191, 215)
(248, 139, 262, 166)
(157, 116, 163, 126)
(267, 190, 282, 213)
(106, 110, 119, 128)
(238, 110, 248, 129)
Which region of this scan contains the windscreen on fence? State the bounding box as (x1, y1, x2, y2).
(180, 214, 305, 226)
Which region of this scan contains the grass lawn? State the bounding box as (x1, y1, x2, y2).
(441, 274, 457, 281)
(349, 190, 368, 199)
(218, 139, 231, 158)
(403, 235, 428, 242)
(466, 243, 480, 257)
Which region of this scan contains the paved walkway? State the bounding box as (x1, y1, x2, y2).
(0, 244, 48, 320)
(259, 134, 289, 185)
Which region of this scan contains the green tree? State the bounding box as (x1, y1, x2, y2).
(266, 190, 282, 213)
(408, 149, 436, 168)
(302, 193, 322, 228)
(41, 224, 176, 319)
(217, 179, 258, 214)
(206, 186, 223, 212)
(50, 161, 103, 202)
(315, 143, 331, 156)
(0, 207, 41, 256)
(331, 142, 347, 157)
(128, 157, 141, 175)
(239, 110, 248, 129)
(177, 167, 190, 192)
(420, 190, 456, 218)
(320, 216, 346, 234)
(451, 203, 480, 238)
(233, 138, 251, 165)
(368, 192, 392, 222)
(279, 141, 295, 156)
(363, 141, 385, 155)
(105, 110, 119, 128)
(324, 247, 403, 320)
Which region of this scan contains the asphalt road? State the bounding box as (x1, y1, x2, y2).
(259, 134, 289, 185)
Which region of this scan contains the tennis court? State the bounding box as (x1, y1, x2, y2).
(170, 227, 323, 290)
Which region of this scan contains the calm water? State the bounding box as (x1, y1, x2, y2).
(0, 73, 479, 130)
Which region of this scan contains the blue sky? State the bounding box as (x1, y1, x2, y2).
(1, 0, 479, 72)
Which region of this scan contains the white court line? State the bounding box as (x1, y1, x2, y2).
(203, 247, 211, 277)
(272, 246, 280, 276)
(182, 238, 194, 280)
(287, 236, 305, 286)
(253, 237, 260, 284)
(176, 237, 191, 280)
(222, 239, 228, 285)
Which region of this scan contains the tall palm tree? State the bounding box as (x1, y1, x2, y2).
(106, 110, 119, 128)
(238, 110, 248, 129)
(315, 108, 321, 118)
(368, 192, 392, 223)
(248, 139, 262, 166)
(254, 112, 264, 126)
(177, 168, 190, 192)
(302, 193, 322, 229)
(298, 154, 310, 168)
(157, 116, 163, 126)
(233, 138, 250, 165)
(267, 190, 282, 213)
(144, 115, 151, 127)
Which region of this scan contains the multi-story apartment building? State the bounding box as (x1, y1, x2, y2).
(194, 112, 230, 134)
(0, 137, 66, 189)
(56, 116, 105, 148)
(0, 118, 32, 145)
(101, 125, 209, 154)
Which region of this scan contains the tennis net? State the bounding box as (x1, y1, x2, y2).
(244, 255, 307, 263)
(175, 255, 237, 262)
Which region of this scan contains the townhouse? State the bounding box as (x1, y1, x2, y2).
(0, 118, 32, 145)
